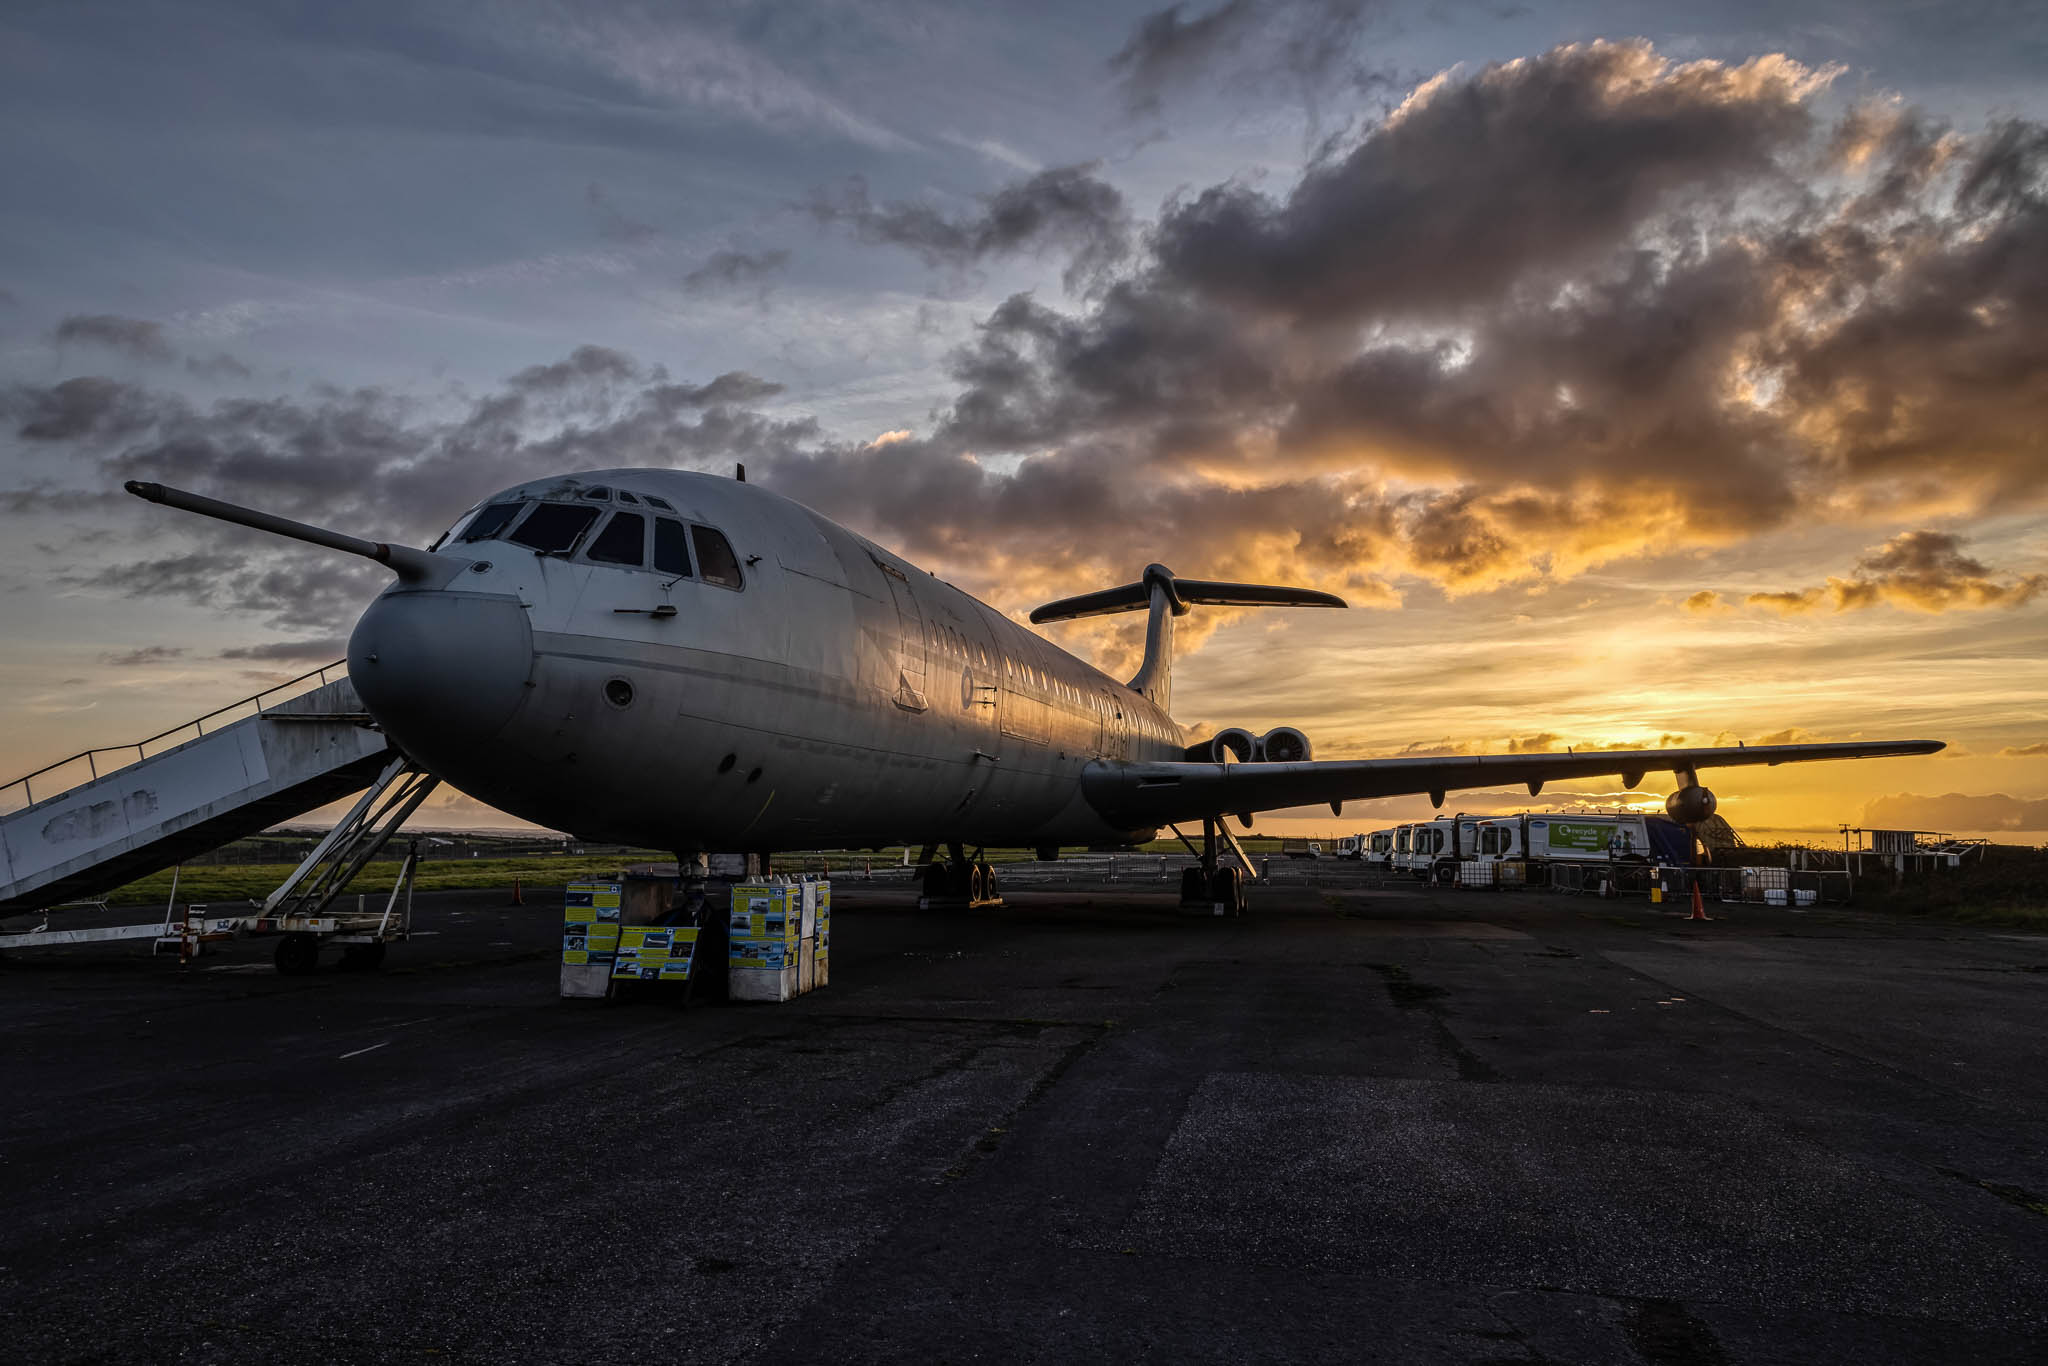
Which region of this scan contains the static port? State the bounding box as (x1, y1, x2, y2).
(604, 678, 635, 708)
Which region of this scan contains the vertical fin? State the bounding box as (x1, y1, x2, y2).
(1126, 564, 1186, 711)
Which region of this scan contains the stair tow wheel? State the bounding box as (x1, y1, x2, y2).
(273, 932, 322, 976)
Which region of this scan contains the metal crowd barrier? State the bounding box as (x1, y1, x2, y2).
(1540, 861, 1852, 906)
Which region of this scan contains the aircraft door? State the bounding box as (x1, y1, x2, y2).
(875, 559, 928, 710)
(1102, 689, 1129, 761)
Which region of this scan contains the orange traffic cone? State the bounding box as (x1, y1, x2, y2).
(1688, 879, 1709, 921)
(511, 877, 524, 906)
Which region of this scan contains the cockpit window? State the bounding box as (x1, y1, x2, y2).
(586, 511, 646, 566)
(581, 487, 611, 501)
(508, 502, 599, 554)
(428, 507, 478, 551)
(692, 525, 743, 589)
(644, 495, 674, 512)
(617, 490, 641, 505)
(460, 502, 524, 543)
(653, 517, 692, 577)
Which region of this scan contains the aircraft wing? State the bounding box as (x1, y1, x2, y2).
(1079, 740, 1944, 829)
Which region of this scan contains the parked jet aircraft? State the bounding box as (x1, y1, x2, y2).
(127, 471, 1942, 911)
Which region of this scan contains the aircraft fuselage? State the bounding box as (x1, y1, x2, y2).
(345, 469, 1185, 853)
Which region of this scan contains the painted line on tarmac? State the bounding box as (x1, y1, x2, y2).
(338, 1041, 390, 1060)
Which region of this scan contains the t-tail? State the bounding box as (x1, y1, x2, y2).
(1029, 564, 1345, 712)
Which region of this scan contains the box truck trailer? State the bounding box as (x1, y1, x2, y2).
(1475, 812, 1692, 868)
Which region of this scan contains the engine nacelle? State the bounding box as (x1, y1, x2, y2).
(1256, 726, 1312, 764)
(1665, 785, 1718, 824)
(1189, 728, 1257, 764)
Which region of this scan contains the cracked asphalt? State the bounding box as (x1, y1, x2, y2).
(2, 869, 2044, 1363)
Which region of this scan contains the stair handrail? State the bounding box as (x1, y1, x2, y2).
(1, 660, 352, 813)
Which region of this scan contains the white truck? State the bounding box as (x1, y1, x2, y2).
(1394, 814, 1483, 883)
(1475, 812, 1692, 868)
(1355, 829, 1397, 868)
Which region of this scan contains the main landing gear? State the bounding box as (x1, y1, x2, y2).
(1175, 817, 1249, 916)
(918, 841, 1002, 909)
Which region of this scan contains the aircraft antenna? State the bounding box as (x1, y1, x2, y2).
(735, 462, 746, 482)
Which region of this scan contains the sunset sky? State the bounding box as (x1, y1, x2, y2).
(2, 1, 2043, 843)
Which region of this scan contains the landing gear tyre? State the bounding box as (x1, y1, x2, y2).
(976, 861, 996, 900)
(340, 942, 387, 972)
(968, 864, 985, 902)
(274, 933, 321, 976)
(1179, 867, 1207, 903)
(1210, 865, 1245, 916)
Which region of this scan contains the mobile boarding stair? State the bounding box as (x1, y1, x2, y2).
(0, 665, 439, 972)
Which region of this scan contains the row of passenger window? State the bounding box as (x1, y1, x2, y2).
(921, 615, 1131, 721)
(446, 499, 744, 589)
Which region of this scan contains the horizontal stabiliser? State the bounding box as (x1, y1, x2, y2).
(1030, 563, 1347, 623)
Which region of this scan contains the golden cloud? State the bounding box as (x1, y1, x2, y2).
(1744, 531, 2044, 615)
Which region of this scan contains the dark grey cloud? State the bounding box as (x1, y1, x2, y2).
(869, 45, 2048, 589)
(1111, 0, 1264, 111)
(1151, 40, 1820, 324)
(1773, 119, 2048, 509)
(6, 376, 173, 443)
(52, 314, 173, 362)
(219, 638, 350, 663)
(682, 248, 792, 295)
(653, 372, 785, 408)
(807, 164, 1130, 288)
(1109, 1, 1396, 128)
(22, 348, 816, 638)
(185, 352, 255, 381)
(45, 314, 256, 383)
(100, 644, 186, 667)
(506, 344, 643, 394)
(61, 552, 249, 604)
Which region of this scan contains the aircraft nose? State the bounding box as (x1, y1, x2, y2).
(347, 590, 533, 764)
